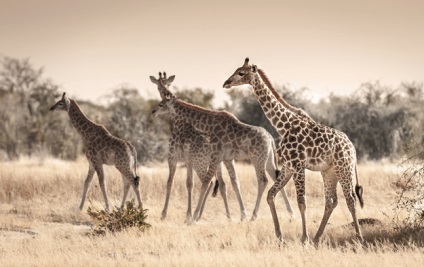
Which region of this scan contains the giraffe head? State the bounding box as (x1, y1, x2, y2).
(223, 57, 258, 89)
(151, 90, 177, 117)
(49, 92, 71, 112)
(150, 72, 175, 100)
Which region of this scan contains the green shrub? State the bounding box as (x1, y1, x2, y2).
(87, 200, 151, 235)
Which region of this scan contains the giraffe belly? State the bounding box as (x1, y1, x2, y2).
(306, 159, 332, 172)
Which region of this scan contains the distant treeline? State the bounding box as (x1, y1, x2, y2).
(0, 56, 422, 162)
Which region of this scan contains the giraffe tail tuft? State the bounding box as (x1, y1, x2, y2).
(275, 169, 281, 179)
(212, 179, 219, 197)
(355, 184, 364, 208)
(134, 176, 140, 187)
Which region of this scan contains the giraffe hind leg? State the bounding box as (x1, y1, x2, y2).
(313, 170, 338, 245)
(266, 155, 294, 217)
(267, 169, 293, 242)
(94, 164, 109, 212)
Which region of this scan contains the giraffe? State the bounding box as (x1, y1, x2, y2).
(49, 92, 142, 211)
(152, 96, 231, 224)
(151, 79, 294, 221)
(150, 72, 240, 222)
(223, 58, 364, 244)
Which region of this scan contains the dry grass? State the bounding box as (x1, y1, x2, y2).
(0, 157, 423, 266)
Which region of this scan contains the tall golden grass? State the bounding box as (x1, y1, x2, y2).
(0, 157, 423, 266)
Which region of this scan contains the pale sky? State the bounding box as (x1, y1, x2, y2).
(1, 0, 423, 106)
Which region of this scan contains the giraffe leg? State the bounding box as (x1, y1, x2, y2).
(250, 165, 268, 221)
(194, 157, 219, 221)
(161, 155, 177, 220)
(197, 181, 213, 221)
(94, 164, 109, 212)
(131, 177, 143, 209)
(79, 164, 95, 211)
(267, 169, 293, 242)
(266, 151, 294, 217)
(292, 170, 309, 244)
(313, 170, 338, 244)
(224, 160, 247, 221)
(193, 181, 213, 222)
(120, 178, 131, 209)
(215, 164, 231, 220)
(339, 170, 364, 243)
(185, 165, 194, 224)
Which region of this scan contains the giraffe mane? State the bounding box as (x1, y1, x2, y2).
(257, 68, 313, 121)
(69, 99, 110, 133)
(176, 99, 239, 121)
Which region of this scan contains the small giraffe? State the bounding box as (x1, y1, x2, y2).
(223, 58, 364, 244)
(49, 92, 142, 211)
(150, 72, 235, 222)
(152, 79, 294, 221)
(152, 96, 231, 223)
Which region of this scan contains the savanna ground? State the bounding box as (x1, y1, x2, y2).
(0, 157, 423, 266)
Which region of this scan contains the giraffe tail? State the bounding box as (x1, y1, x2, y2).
(134, 176, 140, 187)
(131, 144, 140, 187)
(271, 136, 281, 179)
(212, 179, 219, 197)
(354, 166, 364, 208)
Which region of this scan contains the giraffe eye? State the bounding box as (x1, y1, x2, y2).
(238, 71, 245, 76)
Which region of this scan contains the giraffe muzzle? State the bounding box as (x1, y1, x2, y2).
(223, 79, 232, 89)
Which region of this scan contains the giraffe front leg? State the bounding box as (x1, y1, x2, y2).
(193, 181, 212, 222)
(195, 158, 219, 221)
(185, 165, 194, 225)
(197, 181, 213, 221)
(161, 156, 177, 220)
(79, 164, 95, 211)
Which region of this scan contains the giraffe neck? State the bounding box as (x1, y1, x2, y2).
(257, 69, 313, 120)
(68, 99, 107, 138)
(169, 99, 237, 133)
(251, 75, 299, 136)
(158, 83, 171, 100)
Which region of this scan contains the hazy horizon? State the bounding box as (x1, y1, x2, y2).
(1, 0, 423, 107)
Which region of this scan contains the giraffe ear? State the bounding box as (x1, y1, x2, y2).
(166, 75, 175, 84)
(150, 76, 158, 84)
(252, 65, 257, 73)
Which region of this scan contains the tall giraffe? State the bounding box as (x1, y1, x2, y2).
(49, 93, 142, 211)
(150, 72, 231, 223)
(151, 79, 294, 221)
(223, 58, 364, 244)
(152, 95, 232, 223)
